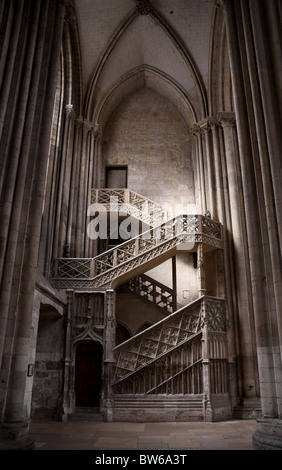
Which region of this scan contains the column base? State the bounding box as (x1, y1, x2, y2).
(233, 397, 262, 420)
(101, 398, 114, 422)
(0, 438, 35, 450)
(0, 420, 35, 450)
(252, 418, 282, 450)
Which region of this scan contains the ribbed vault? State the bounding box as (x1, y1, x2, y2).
(84, 1, 209, 127)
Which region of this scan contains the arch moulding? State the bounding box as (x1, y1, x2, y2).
(89, 65, 198, 135)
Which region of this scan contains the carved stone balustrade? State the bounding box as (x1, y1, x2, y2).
(111, 295, 229, 421)
(91, 188, 168, 227)
(50, 214, 223, 290)
(117, 274, 178, 314)
(112, 296, 205, 385)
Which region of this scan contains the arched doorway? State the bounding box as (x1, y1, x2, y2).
(74, 342, 103, 407)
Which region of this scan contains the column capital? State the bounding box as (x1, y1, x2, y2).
(93, 123, 103, 140)
(193, 117, 219, 134)
(191, 124, 201, 138)
(218, 112, 236, 128)
(64, 104, 75, 119)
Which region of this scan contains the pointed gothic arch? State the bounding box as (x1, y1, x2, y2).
(85, 4, 207, 124)
(94, 65, 197, 133)
(208, 4, 233, 115)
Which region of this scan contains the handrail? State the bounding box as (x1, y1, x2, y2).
(50, 214, 223, 289)
(91, 188, 168, 226)
(112, 295, 226, 385)
(92, 188, 167, 215)
(113, 295, 204, 354)
(112, 296, 205, 384)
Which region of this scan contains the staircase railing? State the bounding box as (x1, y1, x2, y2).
(113, 334, 203, 395)
(91, 188, 168, 227)
(112, 296, 227, 397)
(112, 296, 204, 384)
(117, 274, 179, 314)
(50, 214, 223, 289)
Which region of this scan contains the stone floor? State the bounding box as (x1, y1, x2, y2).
(28, 419, 257, 451)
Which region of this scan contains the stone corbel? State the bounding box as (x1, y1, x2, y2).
(191, 124, 201, 139)
(93, 123, 103, 141)
(196, 117, 218, 134)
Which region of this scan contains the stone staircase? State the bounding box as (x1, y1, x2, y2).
(111, 295, 228, 421)
(91, 188, 168, 228)
(50, 190, 223, 290)
(51, 189, 228, 422)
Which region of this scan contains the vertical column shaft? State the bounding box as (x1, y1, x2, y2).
(0, 0, 66, 442)
(223, 0, 278, 418)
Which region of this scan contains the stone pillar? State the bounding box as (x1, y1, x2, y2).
(191, 125, 207, 214)
(210, 119, 225, 222)
(197, 242, 206, 296)
(85, 125, 96, 258)
(241, 0, 282, 394)
(73, 118, 84, 257)
(0, 0, 66, 449)
(219, 112, 259, 402)
(200, 119, 217, 218)
(101, 289, 116, 422)
(53, 105, 76, 258)
(223, 0, 282, 448)
(202, 323, 212, 422)
(58, 289, 73, 422)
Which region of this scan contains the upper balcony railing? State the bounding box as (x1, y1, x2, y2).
(91, 188, 168, 227)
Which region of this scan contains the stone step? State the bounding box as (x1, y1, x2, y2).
(114, 395, 204, 410)
(69, 406, 103, 421)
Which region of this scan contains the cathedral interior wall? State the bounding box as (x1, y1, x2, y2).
(0, 0, 281, 450)
(31, 308, 65, 419)
(103, 87, 196, 216)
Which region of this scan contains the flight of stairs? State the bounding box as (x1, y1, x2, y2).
(51, 189, 223, 290)
(50, 189, 228, 421)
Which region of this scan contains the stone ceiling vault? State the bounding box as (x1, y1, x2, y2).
(74, 0, 216, 128)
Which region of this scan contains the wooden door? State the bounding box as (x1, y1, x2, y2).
(75, 342, 103, 407)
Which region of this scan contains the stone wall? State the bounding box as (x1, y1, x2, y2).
(103, 87, 195, 217)
(31, 310, 65, 419)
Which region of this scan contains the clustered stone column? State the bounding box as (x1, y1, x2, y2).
(192, 113, 261, 419)
(222, 0, 282, 449)
(49, 116, 103, 263)
(0, 0, 67, 448)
